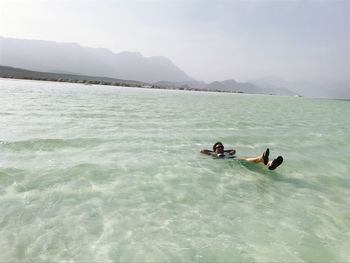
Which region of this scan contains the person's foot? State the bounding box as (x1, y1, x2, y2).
(262, 148, 269, 165)
(268, 156, 283, 170)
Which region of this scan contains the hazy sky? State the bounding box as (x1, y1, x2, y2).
(1, 0, 349, 82)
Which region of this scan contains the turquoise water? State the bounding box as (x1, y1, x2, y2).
(0, 79, 349, 262)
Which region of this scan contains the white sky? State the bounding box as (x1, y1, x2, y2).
(1, 0, 349, 82)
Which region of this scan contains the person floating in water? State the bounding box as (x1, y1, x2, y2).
(200, 142, 283, 170)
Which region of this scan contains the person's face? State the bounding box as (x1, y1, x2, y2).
(215, 144, 224, 154)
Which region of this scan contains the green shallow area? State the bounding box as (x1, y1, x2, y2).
(0, 79, 349, 262)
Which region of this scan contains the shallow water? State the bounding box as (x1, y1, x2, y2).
(0, 79, 349, 262)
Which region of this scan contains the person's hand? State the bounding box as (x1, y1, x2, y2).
(229, 150, 236, 155)
(200, 149, 211, 155)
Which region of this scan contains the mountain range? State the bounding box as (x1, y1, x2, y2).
(0, 36, 348, 98)
(0, 36, 192, 83)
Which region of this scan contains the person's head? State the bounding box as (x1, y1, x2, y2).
(213, 142, 224, 154)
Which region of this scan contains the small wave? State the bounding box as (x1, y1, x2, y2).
(0, 112, 15, 116)
(0, 138, 104, 151)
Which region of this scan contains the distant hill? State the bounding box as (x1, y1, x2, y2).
(155, 79, 276, 95)
(0, 65, 276, 95)
(249, 78, 299, 96)
(250, 77, 350, 99)
(0, 36, 193, 83)
(0, 65, 322, 97)
(154, 80, 207, 90)
(0, 65, 145, 86)
(205, 80, 264, 94)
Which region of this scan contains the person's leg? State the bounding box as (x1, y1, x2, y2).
(236, 156, 263, 163)
(236, 148, 269, 164)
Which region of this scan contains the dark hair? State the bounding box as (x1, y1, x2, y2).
(213, 142, 224, 151)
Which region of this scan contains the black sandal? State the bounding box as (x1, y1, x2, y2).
(263, 148, 270, 165)
(268, 156, 283, 170)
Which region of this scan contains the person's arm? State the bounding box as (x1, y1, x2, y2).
(200, 149, 214, 155)
(224, 149, 236, 155)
